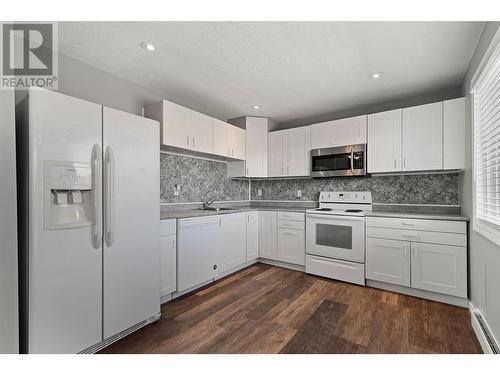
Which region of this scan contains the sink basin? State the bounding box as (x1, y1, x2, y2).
(198, 207, 239, 212)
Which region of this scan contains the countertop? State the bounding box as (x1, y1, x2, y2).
(366, 210, 469, 222)
(160, 206, 469, 222)
(160, 206, 309, 220)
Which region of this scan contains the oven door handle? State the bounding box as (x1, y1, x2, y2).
(350, 149, 354, 173)
(306, 214, 365, 221)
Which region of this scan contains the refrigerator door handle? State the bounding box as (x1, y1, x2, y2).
(91, 144, 102, 249)
(104, 145, 115, 247)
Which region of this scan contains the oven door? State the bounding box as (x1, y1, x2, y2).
(310, 144, 366, 177)
(306, 214, 365, 263)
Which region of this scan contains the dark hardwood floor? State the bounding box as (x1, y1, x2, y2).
(100, 263, 482, 354)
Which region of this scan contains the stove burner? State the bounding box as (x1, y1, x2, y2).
(315, 208, 333, 211)
(345, 209, 362, 213)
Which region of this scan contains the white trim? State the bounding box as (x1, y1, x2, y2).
(369, 170, 462, 177)
(160, 149, 229, 163)
(160, 200, 249, 206)
(469, 301, 498, 354)
(366, 280, 468, 307)
(373, 203, 460, 208)
(471, 27, 500, 93)
(257, 258, 305, 272)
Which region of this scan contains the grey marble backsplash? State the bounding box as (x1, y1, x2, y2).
(250, 173, 459, 205)
(160, 153, 459, 207)
(160, 153, 248, 204)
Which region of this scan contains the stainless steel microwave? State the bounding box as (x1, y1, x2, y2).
(310, 144, 367, 177)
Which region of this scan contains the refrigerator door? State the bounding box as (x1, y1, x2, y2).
(26, 90, 103, 353)
(102, 107, 160, 339)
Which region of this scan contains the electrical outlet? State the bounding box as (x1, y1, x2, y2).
(173, 184, 180, 196)
(257, 189, 262, 197)
(297, 190, 302, 198)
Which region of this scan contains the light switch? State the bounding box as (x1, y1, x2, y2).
(297, 190, 302, 198)
(257, 189, 262, 197)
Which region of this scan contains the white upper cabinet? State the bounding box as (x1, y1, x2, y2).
(443, 97, 466, 170)
(212, 119, 245, 160)
(190, 111, 213, 154)
(268, 130, 288, 177)
(212, 118, 228, 157)
(288, 126, 311, 176)
(246, 117, 268, 177)
(228, 125, 246, 160)
(267, 126, 311, 177)
(311, 115, 367, 149)
(402, 102, 443, 171)
(145, 100, 245, 159)
(367, 109, 402, 173)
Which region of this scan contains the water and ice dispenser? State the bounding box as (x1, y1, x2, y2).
(43, 161, 94, 229)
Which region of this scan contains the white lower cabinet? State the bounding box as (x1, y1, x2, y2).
(246, 211, 259, 262)
(160, 220, 177, 298)
(366, 238, 410, 287)
(410, 242, 467, 298)
(277, 228, 305, 265)
(259, 211, 278, 260)
(218, 213, 246, 274)
(365, 217, 467, 299)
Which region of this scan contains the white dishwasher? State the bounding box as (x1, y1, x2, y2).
(177, 216, 220, 292)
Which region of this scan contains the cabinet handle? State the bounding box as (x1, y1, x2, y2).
(186, 136, 190, 147)
(403, 157, 406, 169)
(172, 239, 175, 248)
(402, 232, 418, 238)
(413, 245, 418, 259)
(403, 246, 409, 257)
(281, 166, 284, 174)
(394, 158, 397, 169)
(192, 137, 195, 147)
(401, 221, 416, 227)
(228, 146, 230, 157)
(246, 167, 249, 176)
(232, 147, 234, 156)
(283, 231, 293, 236)
(287, 166, 290, 175)
(248, 214, 250, 223)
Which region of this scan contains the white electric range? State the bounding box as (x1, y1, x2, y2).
(305, 191, 372, 286)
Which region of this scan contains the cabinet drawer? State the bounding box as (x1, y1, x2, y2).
(160, 219, 176, 236)
(366, 217, 466, 234)
(306, 255, 365, 286)
(366, 227, 466, 247)
(277, 219, 305, 230)
(277, 211, 305, 222)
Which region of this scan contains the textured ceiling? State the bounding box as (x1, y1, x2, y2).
(58, 22, 484, 124)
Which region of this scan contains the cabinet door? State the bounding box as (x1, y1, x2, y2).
(367, 109, 402, 173)
(443, 97, 466, 170)
(278, 228, 305, 265)
(190, 111, 213, 154)
(259, 211, 278, 260)
(246, 211, 259, 262)
(288, 126, 311, 176)
(246, 117, 268, 177)
(160, 234, 177, 296)
(410, 243, 467, 297)
(402, 102, 443, 171)
(311, 115, 367, 149)
(162, 100, 191, 148)
(268, 130, 287, 177)
(229, 125, 246, 160)
(219, 213, 246, 274)
(212, 118, 228, 157)
(366, 238, 410, 287)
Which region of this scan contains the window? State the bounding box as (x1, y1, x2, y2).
(473, 40, 500, 244)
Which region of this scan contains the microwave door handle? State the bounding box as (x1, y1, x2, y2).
(350, 149, 354, 173)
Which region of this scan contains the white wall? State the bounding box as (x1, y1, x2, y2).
(0, 90, 19, 353)
(461, 22, 500, 344)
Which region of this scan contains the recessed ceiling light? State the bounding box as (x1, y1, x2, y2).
(141, 42, 156, 52)
(252, 105, 260, 110)
(369, 72, 383, 80)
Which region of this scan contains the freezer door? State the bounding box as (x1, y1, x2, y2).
(25, 89, 103, 353)
(102, 107, 160, 339)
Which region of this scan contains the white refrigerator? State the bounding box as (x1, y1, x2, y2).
(16, 89, 160, 353)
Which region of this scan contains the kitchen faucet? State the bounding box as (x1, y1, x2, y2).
(202, 199, 216, 209)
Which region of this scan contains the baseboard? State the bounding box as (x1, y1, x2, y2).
(258, 258, 305, 272)
(469, 302, 499, 354)
(366, 280, 468, 307)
